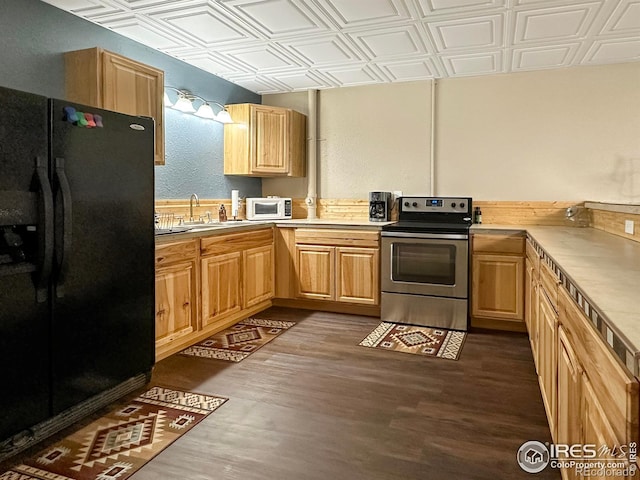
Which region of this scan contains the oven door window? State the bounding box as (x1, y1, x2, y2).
(255, 202, 278, 215)
(391, 243, 456, 285)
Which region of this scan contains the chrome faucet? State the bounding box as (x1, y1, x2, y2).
(189, 193, 200, 222)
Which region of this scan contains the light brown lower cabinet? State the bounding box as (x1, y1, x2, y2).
(154, 240, 199, 350)
(243, 244, 275, 308)
(296, 245, 335, 301)
(538, 288, 558, 441)
(471, 233, 525, 330)
(527, 268, 640, 480)
(155, 227, 275, 360)
(293, 229, 379, 306)
(201, 251, 242, 327)
(556, 327, 581, 480)
(335, 247, 379, 305)
(525, 257, 540, 371)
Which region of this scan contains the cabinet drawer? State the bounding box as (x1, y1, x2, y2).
(295, 229, 379, 248)
(558, 288, 639, 444)
(539, 261, 560, 311)
(155, 240, 198, 267)
(201, 227, 273, 256)
(472, 234, 524, 254)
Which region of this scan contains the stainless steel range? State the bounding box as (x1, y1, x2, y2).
(381, 196, 472, 331)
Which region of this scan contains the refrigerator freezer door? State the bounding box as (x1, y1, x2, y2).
(49, 100, 155, 414)
(0, 87, 52, 440)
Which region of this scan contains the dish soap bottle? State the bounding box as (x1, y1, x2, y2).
(218, 204, 227, 222)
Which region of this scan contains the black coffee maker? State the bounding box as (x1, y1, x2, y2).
(369, 191, 392, 222)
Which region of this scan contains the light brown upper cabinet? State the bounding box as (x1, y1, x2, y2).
(64, 47, 165, 165)
(224, 104, 306, 177)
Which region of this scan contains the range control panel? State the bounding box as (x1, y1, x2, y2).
(400, 197, 471, 214)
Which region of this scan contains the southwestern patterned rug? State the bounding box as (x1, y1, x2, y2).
(0, 387, 227, 480)
(180, 317, 296, 362)
(359, 322, 467, 360)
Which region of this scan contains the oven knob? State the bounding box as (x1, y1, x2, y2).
(451, 202, 456, 208)
(404, 201, 410, 207)
(412, 202, 418, 207)
(460, 202, 465, 208)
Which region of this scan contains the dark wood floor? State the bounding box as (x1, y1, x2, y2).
(2, 308, 560, 479)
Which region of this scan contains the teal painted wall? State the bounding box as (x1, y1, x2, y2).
(0, 0, 262, 200)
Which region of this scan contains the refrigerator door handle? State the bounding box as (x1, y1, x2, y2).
(33, 156, 54, 303)
(54, 157, 72, 298)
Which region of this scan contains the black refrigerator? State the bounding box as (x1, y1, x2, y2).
(0, 86, 155, 444)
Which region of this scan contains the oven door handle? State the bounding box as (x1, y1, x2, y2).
(381, 231, 469, 240)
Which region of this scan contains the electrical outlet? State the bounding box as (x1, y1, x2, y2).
(393, 191, 403, 200)
(625, 220, 635, 235)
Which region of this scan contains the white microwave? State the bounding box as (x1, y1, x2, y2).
(245, 197, 292, 220)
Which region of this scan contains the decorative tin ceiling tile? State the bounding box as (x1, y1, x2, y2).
(222, 43, 304, 72)
(377, 56, 441, 80)
(511, 43, 580, 70)
(427, 13, 504, 52)
(223, 73, 290, 94)
(314, 0, 412, 27)
(44, 0, 123, 16)
(320, 63, 386, 87)
(272, 69, 335, 91)
(149, 4, 258, 46)
(416, 0, 506, 16)
(442, 50, 503, 75)
(581, 37, 640, 63)
(513, 2, 602, 44)
(219, 0, 330, 38)
(281, 34, 365, 66)
(348, 24, 430, 60)
(42, 0, 640, 93)
(100, 15, 190, 50)
(598, 0, 640, 36)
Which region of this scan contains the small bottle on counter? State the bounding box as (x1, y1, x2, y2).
(474, 206, 483, 224)
(218, 204, 227, 222)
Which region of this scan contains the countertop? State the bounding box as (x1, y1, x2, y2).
(527, 226, 640, 356)
(155, 218, 390, 243)
(476, 224, 640, 371)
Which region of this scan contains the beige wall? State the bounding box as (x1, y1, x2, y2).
(436, 62, 640, 203)
(263, 81, 433, 199)
(263, 62, 640, 204)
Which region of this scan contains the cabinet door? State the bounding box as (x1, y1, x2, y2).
(296, 245, 335, 300)
(557, 327, 582, 480)
(155, 262, 197, 348)
(252, 105, 288, 174)
(102, 51, 165, 165)
(538, 289, 558, 441)
(531, 281, 540, 372)
(472, 254, 524, 321)
(243, 244, 274, 309)
(336, 247, 379, 305)
(582, 376, 622, 480)
(525, 258, 540, 371)
(201, 252, 242, 327)
(525, 259, 533, 333)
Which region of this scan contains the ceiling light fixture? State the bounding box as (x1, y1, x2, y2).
(164, 86, 234, 123)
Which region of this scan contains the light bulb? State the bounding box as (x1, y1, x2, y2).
(172, 96, 195, 113)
